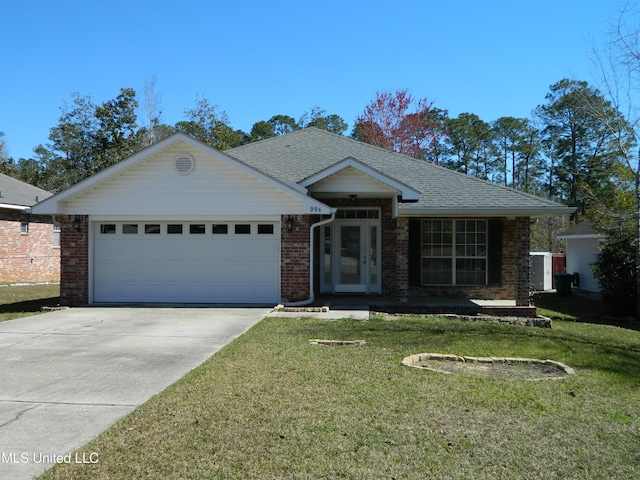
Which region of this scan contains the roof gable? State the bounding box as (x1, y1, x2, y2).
(31, 134, 332, 216)
(227, 128, 574, 217)
(300, 157, 420, 201)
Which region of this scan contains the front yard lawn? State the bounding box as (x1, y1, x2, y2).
(40, 314, 640, 480)
(0, 283, 60, 322)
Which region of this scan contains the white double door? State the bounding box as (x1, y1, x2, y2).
(327, 218, 381, 294)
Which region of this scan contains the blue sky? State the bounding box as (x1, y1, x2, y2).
(0, 0, 629, 161)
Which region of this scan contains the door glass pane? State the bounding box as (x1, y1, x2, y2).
(370, 225, 377, 285)
(340, 226, 361, 284)
(323, 226, 331, 286)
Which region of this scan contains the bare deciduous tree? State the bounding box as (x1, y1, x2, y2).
(139, 75, 164, 147)
(589, 3, 640, 317)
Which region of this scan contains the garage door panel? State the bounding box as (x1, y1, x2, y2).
(254, 261, 277, 277)
(164, 262, 189, 278)
(250, 241, 279, 257)
(139, 263, 166, 278)
(210, 263, 233, 280)
(93, 222, 280, 303)
(186, 263, 210, 278)
(210, 242, 233, 258)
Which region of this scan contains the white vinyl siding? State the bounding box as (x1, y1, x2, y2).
(307, 166, 399, 196)
(63, 144, 303, 215)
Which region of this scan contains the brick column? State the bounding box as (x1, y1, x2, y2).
(514, 217, 531, 306)
(280, 215, 311, 302)
(395, 217, 409, 302)
(60, 215, 89, 306)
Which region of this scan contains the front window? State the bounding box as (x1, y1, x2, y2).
(53, 219, 61, 246)
(421, 219, 487, 285)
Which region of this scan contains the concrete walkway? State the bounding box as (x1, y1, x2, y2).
(0, 307, 270, 480)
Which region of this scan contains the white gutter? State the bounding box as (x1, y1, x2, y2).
(0, 203, 30, 211)
(285, 209, 337, 307)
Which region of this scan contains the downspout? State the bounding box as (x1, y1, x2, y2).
(285, 209, 336, 307)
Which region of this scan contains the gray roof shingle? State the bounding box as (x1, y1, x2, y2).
(227, 127, 572, 216)
(0, 173, 52, 208)
(558, 221, 603, 237)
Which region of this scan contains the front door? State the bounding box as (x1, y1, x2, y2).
(321, 212, 381, 294)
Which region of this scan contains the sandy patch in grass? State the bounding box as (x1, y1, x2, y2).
(403, 353, 574, 380)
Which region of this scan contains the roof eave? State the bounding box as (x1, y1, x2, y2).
(557, 234, 606, 240)
(398, 206, 576, 218)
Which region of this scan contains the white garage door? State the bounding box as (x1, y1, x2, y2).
(93, 221, 280, 303)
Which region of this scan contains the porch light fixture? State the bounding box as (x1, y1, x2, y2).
(285, 215, 295, 232)
(74, 215, 83, 232)
(349, 194, 357, 204)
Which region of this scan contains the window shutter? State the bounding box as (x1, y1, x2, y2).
(487, 219, 503, 286)
(408, 219, 421, 285)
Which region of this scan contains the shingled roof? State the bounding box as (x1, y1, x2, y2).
(0, 173, 52, 209)
(226, 127, 573, 217)
(558, 221, 604, 238)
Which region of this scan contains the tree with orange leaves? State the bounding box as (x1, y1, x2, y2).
(353, 89, 447, 163)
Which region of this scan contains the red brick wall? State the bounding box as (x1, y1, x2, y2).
(59, 215, 89, 306)
(280, 214, 311, 302)
(0, 208, 60, 283)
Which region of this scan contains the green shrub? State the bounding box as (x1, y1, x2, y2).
(592, 227, 637, 315)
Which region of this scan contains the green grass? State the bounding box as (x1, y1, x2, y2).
(39, 314, 640, 480)
(0, 283, 60, 321)
(532, 290, 639, 330)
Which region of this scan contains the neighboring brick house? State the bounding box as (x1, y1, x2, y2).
(0, 173, 60, 283)
(32, 129, 573, 308)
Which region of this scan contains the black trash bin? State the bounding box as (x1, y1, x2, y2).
(554, 273, 574, 296)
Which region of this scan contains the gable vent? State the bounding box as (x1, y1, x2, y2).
(175, 154, 195, 175)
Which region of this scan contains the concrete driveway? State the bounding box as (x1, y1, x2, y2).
(0, 306, 270, 480)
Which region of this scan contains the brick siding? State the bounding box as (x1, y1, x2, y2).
(59, 215, 88, 305)
(0, 208, 60, 283)
(280, 214, 311, 302)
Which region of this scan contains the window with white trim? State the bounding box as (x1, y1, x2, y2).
(53, 219, 61, 246)
(421, 219, 487, 285)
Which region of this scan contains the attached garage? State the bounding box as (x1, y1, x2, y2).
(31, 134, 332, 305)
(93, 221, 280, 303)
